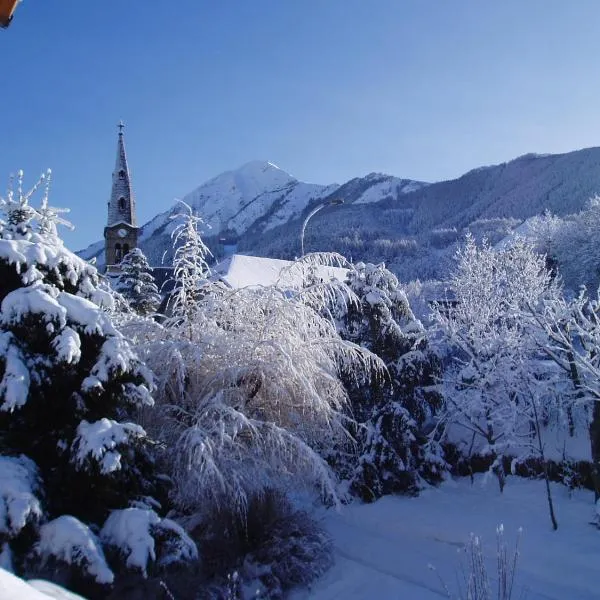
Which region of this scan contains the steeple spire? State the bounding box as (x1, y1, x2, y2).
(107, 120, 136, 227)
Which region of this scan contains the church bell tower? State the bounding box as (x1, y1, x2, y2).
(104, 121, 139, 272)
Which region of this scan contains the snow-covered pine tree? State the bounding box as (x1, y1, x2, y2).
(166, 202, 211, 331)
(334, 262, 444, 500)
(0, 170, 40, 240)
(115, 248, 161, 316)
(0, 172, 195, 586)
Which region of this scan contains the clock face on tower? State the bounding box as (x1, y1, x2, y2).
(117, 228, 128, 238)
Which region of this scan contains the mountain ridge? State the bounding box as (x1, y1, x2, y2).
(79, 147, 600, 277)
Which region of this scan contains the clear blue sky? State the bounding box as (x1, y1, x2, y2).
(2, 0, 600, 250)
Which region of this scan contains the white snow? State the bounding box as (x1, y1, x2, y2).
(100, 508, 198, 575)
(36, 515, 114, 585)
(72, 418, 145, 475)
(101, 508, 160, 575)
(169, 161, 334, 239)
(1, 284, 66, 329)
(0, 456, 42, 537)
(52, 327, 82, 364)
(56, 292, 115, 337)
(100, 507, 198, 576)
(0, 568, 85, 600)
(261, 182, 340, 232)
(100, 507, 197, 575)
(27, 579, 86, 600)
(494, 216, 538, 251)
(0, 332, 30, 411)
(0, 237, 96, 288)
(295, 476, 600, 600)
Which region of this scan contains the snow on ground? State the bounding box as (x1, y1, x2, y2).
(0, 569, 85, 600)
(354, 175, 428, 205)
(296, 476, 599, 600)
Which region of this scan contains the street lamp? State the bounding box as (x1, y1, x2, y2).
(300, 198, 344, 257)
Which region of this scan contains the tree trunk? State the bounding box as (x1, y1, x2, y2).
(589, 401, 600, 502)
(532, 395, 558, 530)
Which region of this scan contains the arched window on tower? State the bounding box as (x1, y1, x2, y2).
(123, 243, 130, 257)
(118, 169, 126, 179)
(115, 243, 122, 263)
(119, 197, 126, 211)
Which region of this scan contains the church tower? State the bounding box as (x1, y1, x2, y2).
(104, 121, 139, 271)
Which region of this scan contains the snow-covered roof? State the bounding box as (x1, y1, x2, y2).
(212, 254, 349, 290)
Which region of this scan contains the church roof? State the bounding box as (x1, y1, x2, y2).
(212, 254, 349, 290)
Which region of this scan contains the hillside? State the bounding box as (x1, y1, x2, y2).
(78, 160, 427, 268)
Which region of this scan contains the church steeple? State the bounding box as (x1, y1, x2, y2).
(107, 120, 137, 227)
(104, 121, 140, 271)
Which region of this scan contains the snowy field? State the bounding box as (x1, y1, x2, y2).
(296, 476, 599, 600)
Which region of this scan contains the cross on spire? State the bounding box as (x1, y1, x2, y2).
(118, 120, 125, 135)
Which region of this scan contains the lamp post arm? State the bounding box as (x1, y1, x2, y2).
(301, 203, 328, 257)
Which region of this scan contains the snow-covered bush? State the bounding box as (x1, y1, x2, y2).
(114, 248, 161, 316)
(126, 225, 379, 518)
(334, 262, 445, 499)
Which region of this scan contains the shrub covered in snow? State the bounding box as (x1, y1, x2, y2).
(199, 489, 333, 598)
(431, 524, 523, 600)
(127, 225, 379, 518)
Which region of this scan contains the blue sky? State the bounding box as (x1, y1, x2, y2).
(2, 0, 600, 249)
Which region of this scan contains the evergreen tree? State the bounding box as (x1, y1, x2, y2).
(164, 202, 211, 336)
(115, 248, 161, 316)
(335, 262, 444, 500)
(0, 172, 195, 588)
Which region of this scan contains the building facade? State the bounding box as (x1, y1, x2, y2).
(104, 121, 139, 272)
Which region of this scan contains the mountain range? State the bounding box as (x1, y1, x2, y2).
(79, 147, 600, 281)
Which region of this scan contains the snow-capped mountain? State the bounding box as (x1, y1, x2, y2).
(79, 147, 600, 277)
(79, 160, 428, 267)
